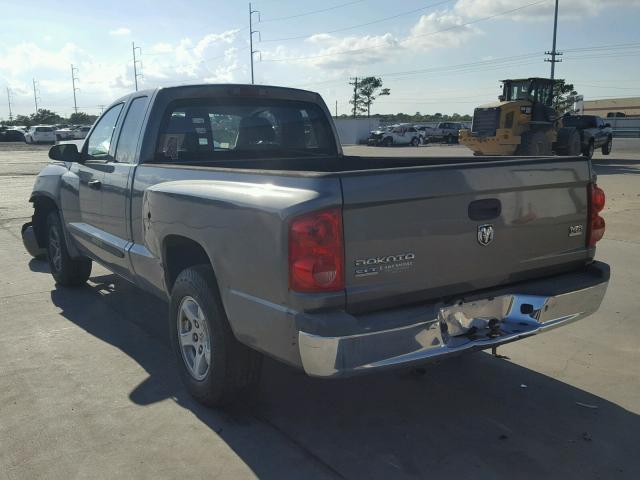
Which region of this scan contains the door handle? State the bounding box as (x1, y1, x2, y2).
(88, 180, 102, 190)
(468, 198, 501, 221)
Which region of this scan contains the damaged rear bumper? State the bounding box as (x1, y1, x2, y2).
(298, 262, 610, 377)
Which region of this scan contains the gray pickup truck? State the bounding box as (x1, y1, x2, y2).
(22, 84, 610, 407)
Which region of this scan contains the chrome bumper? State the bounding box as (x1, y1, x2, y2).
(298, 269, 609, 377)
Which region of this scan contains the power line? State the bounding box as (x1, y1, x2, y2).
(261, 0, 454, 43)
(259, 0, 364, 23)
(262, 0, 549, 62)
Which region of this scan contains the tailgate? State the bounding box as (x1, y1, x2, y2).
(340, 157, 592, 312)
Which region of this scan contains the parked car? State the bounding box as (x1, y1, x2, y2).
(72, 125, 91, 139)
(368, 124, 420, 146)
(23, 125, 56, 144)
(0, 126, 25, 142)
(22, 84, 609, 407)
(54, 127, 76, 142)
(562, 115, 613, 159)
(423, 122, 465, 144)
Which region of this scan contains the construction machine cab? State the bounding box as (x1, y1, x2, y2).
(501, 78, 555, 106)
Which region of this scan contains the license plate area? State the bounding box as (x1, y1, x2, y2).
(438, 294, 548, 347)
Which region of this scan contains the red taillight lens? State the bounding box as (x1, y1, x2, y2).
(289, 208, 344, 292)
(587, 183, 606, 247)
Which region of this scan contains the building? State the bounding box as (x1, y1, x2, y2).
(583, 97, 640, 117)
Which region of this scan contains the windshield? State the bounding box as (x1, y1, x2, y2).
(155, 98, 336, 162)
(504, 81, 531, 101)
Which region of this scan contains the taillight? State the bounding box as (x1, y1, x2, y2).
(587, 183, 606, 247)
(289, 208, 344, 292)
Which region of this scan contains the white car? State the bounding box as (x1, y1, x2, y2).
(368, 124, 420, 147)
(72, 126, 91, 139)
(24, 126, 56, 144)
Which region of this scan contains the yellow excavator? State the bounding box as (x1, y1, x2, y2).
(459, 77, 581, 156)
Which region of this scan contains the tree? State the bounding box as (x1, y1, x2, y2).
(69, 112, 98, 125)
(553, 80, 579, 114)
(349, 76, 390, 118)
(30, 109, 63, 125)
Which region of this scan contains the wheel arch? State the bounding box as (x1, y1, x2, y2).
(162, 234, 215, 293)
(30, 193, 59, 248)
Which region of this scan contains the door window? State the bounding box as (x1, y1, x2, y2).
(115, 97, 148, 163)
(86, 104, 124, 160)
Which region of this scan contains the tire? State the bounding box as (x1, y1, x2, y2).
(410, 137, 420, 147)
(555, 127, 581, 156)
(46, 211, 92, 286)
(383, 137, 393, 147)
(583, 139, 595, 159)
(446, 134, 454, 144)
(170, 265, 262, 407)
(602, 136, 612, 155)
(517, 131, 551, 156)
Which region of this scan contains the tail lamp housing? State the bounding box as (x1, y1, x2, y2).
(288, 208, 344, 293)
(587, 183, 606, 247)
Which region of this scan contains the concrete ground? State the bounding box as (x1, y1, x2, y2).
(0, 140, 638, 479)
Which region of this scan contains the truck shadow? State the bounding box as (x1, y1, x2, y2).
(593, 158, 640, 176)
(50, 273, 639, 480)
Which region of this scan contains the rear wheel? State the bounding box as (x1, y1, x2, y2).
(517, 131, 551, 156)
(46, 211, 92, 286)
(602, 136, 612, 155)
(583, 139, 595, 159)
(410, 137, 420, 147)
(170, 265, 262, 407)
(383, 137, 393, 147)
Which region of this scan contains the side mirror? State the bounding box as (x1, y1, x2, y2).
(605, 123, 611, 128)
(49, 143, 80, 162)
(498, 95, 505, 101)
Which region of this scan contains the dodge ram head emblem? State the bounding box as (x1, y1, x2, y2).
(477, 224, 494, 246)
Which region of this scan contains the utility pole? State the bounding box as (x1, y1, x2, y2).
(335, 100, 338, 117)
(249, 3, 261, 84)
(132, 42, 143, 91)
(350, 77, 358, 118)
(545, 0, 562, 80)
(98, 105, 105, 114)
(71, 64, 80, 114)
(6, 88, 13, 122)
(32, 78, 40, 115)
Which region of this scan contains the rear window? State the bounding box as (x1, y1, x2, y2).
(35, 127, 53, 132)
(563, 116, 597, 129)
(155, 98, 335, 162)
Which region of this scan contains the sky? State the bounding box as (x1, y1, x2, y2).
(1, 0, 639, 119)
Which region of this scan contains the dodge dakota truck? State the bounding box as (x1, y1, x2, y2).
(22, 84, 610, 407)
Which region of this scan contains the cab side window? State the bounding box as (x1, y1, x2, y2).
(115, 97, 148, 163)
(86, 104, 124, 160)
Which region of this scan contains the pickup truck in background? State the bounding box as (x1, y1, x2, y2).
(562, 115, 613, 159)
(23, 84, 610, 407)
(423, 122, 465, 144)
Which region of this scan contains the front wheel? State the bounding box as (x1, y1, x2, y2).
(170, 265, 262, 407)
(46, 211, 92, 286)
(602, 137, 612, 155)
